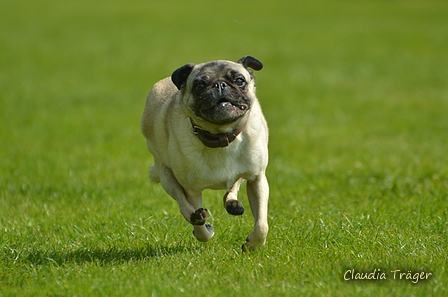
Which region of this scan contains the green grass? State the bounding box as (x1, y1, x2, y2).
(1, 0, 447, 296)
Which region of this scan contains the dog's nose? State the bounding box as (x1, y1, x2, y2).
(213, 82, 228, 94)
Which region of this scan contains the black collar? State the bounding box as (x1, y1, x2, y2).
(190, 119, 246, 148)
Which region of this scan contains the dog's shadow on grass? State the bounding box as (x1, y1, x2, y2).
(26, 244, 194, 266)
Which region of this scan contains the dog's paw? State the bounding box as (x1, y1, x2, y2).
(241, 229, 267, 252)
(242, 241, 259, 252)
(225, 199, 244, 216)
(190, 208, 210, 225)
(242, 241, 263, 253)
(192, 224, 214, 242)
(205, 223, 214, 233)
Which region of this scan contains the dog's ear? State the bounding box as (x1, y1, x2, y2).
(171, 63, 195, 90)
(236, 56, 263, 71)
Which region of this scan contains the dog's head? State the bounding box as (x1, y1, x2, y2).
(171, 56, 263, 127)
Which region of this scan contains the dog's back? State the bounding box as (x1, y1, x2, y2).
(141, 77, 177, 141)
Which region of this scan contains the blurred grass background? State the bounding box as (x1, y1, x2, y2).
(1, 0, 447, 296)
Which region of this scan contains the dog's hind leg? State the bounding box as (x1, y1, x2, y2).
(223, 178, 245, 215)
(242, 173, 269, 252)
(157, 164, 214, 242)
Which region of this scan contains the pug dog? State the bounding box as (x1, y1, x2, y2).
(141, 56, 269, 251)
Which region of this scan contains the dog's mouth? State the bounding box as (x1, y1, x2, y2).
(215, 99, 249, 112)
(200, 99, 249, 124)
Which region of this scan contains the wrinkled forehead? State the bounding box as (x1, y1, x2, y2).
(188, 60, 250, 83)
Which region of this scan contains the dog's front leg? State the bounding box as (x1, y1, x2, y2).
(223, 178, 245, 215)
(184, 189, 214, 242)
(243, 172, 269, 251)
(157, 164, 214, 242)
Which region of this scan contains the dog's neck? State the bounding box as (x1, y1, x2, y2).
(190, 118, 246, 148)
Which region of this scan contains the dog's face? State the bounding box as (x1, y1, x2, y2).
(187, 62, 252, 125)
(172, 56, 263, 125)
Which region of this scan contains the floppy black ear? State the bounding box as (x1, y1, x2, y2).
(236, 56, 263, 71)
(171, 63, 195, 90)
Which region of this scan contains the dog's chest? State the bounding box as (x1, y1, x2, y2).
(171, 143, 256, 191)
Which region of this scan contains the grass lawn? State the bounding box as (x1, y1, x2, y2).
(1, 0, 447, 296)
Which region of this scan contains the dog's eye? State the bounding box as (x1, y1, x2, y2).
(195, 83, 206, 92)
(235, 77, 246, 87)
